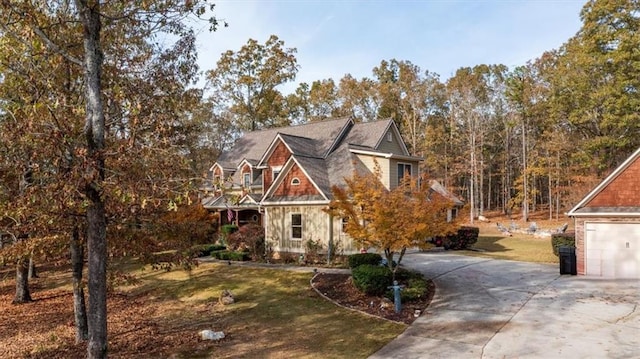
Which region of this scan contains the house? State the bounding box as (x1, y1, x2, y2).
(567, 147, 640, 278)
(201, 117, 461, 255)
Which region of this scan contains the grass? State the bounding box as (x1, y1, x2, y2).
(450, 210, 567, 264)
(461, 234, 559, 263)
(452, 216, 561, 263)
(133, 263, 406, 358)
(0, 261, 405, 358)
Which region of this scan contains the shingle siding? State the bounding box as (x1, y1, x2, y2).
(586, 157, 640, 207)
(377, 129, 405, 154)
(272, 163, 319, 197)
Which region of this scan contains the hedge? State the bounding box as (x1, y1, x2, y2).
(211, 250, 250, 261)
(348, 253, 383, 269)
(436, 226, 479, 250)
(551, 232, 575, 256)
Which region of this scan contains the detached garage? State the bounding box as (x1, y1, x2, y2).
(568, 147, 640, 279)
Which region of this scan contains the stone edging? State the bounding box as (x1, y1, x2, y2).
(309, 272, 406, 325)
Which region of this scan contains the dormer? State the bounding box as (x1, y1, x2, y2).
(209, 163, 225, 189)
(237, 159, 254, 190)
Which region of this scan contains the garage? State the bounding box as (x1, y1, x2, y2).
(568, 147, 640, 279)
(584, 222, 640, 278)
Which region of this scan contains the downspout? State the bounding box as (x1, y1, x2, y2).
(327, 213, 334, 265)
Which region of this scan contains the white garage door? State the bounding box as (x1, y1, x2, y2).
(585, 222, 640, 278)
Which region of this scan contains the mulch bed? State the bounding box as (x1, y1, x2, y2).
(311, 272, 434, 324)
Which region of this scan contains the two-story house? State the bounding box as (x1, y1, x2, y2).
(202, 117, 460, 255)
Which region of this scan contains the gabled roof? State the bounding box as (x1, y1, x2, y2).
(256, 132, 323, 168)
(262, 156, 329, 204)
(216, 117, 353, 170)
(429, 180, 464, 206)
(568, 147, 640, 217)
(205, 117, 430, 207)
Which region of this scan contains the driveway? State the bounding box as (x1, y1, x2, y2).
(369, 251, 640, 359)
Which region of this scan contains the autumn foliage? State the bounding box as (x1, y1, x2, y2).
(327, 169, 457, 277)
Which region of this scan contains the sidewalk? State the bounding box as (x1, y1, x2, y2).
(196, 256, 351, 274)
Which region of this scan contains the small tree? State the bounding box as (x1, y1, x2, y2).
(327, 169, 457, 280)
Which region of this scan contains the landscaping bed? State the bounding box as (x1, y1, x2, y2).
(311, 271, 435, 325)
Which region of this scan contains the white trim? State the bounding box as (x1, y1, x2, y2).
(262, 156, 329, 201)
(397, 162, 413, 186)
(256, 133, 293, 168)
(567, 212, 640, 217)
(238, 194, 259, 204)
(567, 147, 640, 216)
(373, 120, 412, 156)
(291, 213, 303, 240)
(261, 200, 330, 206)
(349, 148, 423, 161)
(237, 158, 254, 171)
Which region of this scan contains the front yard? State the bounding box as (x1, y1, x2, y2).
(0, 261, 404, 358)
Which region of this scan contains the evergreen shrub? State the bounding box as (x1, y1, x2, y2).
(348, 253, 383, 269)
(352, 264, 392, 296)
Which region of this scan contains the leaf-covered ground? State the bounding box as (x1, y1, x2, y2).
(0, 262, 407, 359)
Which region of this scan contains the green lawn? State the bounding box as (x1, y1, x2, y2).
(460, 234, 559, 264)
(122, 262, 406, 358)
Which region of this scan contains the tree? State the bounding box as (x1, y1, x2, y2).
(0, 2, 220, 357)
(372, 59, 448, 156)
(337, 74, 381, 122)
(287, 79, 346, 124)
(548, 0, 640, 173)
(446, 66, 491, 223)
(206, 35, 298, 131)
(327, 167, 456, 280)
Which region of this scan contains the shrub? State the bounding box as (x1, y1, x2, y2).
(439, 226, 479, 250)
(155, 203, 218, 247)
(348, 253, 383, 269)
(304, 238, 324, 264)
(352, 264, 392, 296)
(211, 250, 249, 261)
(383, 270, 429, 302)
(188, 244, 226, 257)
(227, 224, 265, 261)
(221, 224, 238, 236)
(551, 231, 576, 256)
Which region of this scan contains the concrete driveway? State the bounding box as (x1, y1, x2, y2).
(369, 251, 640, 359)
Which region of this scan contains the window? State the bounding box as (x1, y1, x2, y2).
(386, 132, 393, 142)
(397, 163, 412, 186)
(291, 177, 300, 186)
(243, 173, 251, 188)
(341, 217, 349, 233)
(272, 166, 282, 180)
(291, 213, 302, 239)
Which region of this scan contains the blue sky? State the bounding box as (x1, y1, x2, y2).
(195, 1, 585, 91)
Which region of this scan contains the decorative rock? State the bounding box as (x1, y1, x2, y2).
(219, 289, 235, 305)
(199, 329, 225, 341)
(379, 298, 392, 309)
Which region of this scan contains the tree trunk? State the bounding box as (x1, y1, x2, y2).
(28, 256, 37, 279)
(71, 225, 88, 343)
(13, 258, 32, 304)
(76, 1, 108, 358)
(522, 120, 529, 222)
